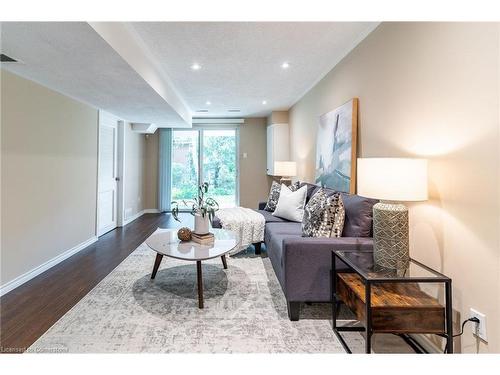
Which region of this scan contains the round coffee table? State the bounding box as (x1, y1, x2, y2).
(145, 228, 238, 308)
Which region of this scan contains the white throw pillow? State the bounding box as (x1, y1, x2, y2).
(272, 184, 307, 222)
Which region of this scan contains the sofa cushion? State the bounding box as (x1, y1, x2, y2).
(280, 236, 374, 301)
(299, 182, 320, 203)
(265, 222, 302, 237)
(340, 193, 378, 237)
(264, 222, 301, 247)
(266, 232, 299, 289)
(256, 209, 289, 224)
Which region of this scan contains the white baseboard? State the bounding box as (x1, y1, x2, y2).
(122, 208, 160, 226)
(0, 236, 98, 297)
(122, 210, 144, 226)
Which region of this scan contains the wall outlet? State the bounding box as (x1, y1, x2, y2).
(470, 308, 487, 342)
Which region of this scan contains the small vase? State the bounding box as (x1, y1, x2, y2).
(194, 214, 210, 235)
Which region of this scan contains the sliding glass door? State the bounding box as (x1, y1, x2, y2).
(171, 128, 238, 209)
(202, 129, 237, 208)
(171, 130, 199, 210)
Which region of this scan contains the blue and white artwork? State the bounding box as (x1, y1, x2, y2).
(315, 98, 358, 193)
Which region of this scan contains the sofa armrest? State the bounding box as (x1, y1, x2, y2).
(211, 216, 222, 228)
(281, 236, 373, 301)
(258, 201, 267, 210)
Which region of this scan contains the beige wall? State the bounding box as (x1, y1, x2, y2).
(123, 122, 147, 219)
(289, 22, 500, 352)
(1, 70, 99, 286)
(239, 118, 271, 208)
(144, 131, 159, 210)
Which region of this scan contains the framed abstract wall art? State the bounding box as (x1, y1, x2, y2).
(315, 98, 358, 193)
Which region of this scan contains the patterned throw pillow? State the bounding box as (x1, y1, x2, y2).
(302, 189, 345, 238)
(290, 181, 301, 191)
(264, 181, 281, 211)
(265, 181, 301, 212)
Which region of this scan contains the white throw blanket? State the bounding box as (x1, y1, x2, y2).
(214, 207, 265, 254)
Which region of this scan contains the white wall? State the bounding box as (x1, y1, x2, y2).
(289, 22, 500, 353)
(123, 122, 147, 220)
(1, 70, 98, 287)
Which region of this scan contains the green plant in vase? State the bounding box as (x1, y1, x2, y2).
(171, 182, 219, 235)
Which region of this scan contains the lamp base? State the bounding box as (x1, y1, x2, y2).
(373, 202, 409, 269)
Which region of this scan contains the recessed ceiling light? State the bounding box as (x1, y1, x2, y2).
(281, 62, 290, 69)
(191, 63, 201, 70)
(206, 101, 211, 106)
(262, 100, 267, 105)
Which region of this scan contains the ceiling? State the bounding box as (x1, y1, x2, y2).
(130, 22, 377, 117)
(0, 22, 378, 127)
(0, 22, 190, 127)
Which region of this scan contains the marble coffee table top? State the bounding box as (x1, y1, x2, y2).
(145, 228, 238, 261)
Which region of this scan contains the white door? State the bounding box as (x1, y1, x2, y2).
(97, 111, 118, 236)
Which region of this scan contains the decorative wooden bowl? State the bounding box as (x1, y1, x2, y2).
(177, 227, 192, 242)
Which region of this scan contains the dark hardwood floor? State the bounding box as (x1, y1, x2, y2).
(0, 213, 185, 353)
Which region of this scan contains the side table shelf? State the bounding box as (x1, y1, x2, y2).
(331, 250, 453, 354)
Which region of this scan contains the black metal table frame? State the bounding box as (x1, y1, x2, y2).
(331, 250, 453, 354)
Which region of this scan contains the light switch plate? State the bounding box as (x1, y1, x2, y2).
(470, 308, 487, 342)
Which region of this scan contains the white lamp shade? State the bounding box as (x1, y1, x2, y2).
(274, 161, 297, 177)
(357, 158, 428, 201)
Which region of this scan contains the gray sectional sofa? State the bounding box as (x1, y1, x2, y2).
(214, 182, 378, 321)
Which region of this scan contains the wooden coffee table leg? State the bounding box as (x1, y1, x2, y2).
(151, 253, 163, 279)
(221, 255, 228, 269)
(197, 261, 204, 308)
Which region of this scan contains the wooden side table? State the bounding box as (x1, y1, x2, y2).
(331, 250, 453, 354)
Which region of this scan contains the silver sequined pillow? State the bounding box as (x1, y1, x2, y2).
(302, 189, 345, 238)
(264, 181, 281, 211)
(265, 181, 301, 212)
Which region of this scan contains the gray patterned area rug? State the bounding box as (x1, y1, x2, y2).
(29, 243, 408, 353)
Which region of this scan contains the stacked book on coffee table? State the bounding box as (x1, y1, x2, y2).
(191, 232, 215, 245)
